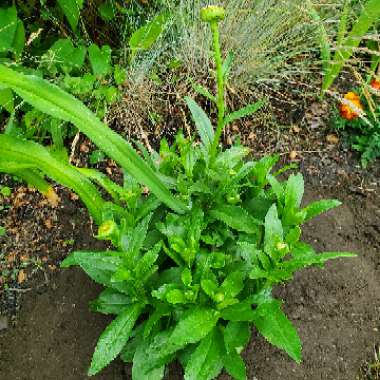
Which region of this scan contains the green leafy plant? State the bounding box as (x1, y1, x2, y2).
(0, 5, 356, 379)
(0, 1, 154, 149)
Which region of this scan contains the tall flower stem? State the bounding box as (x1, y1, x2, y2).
(209, 20, 225, 163)
(200, 5, 226, 164)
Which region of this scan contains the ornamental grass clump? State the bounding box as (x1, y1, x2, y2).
(0, 6, 356, 380)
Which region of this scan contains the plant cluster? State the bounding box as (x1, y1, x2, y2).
(0, 5, 356, 379)
(333, 77, 380, 166)
(0, 1, 168, 153)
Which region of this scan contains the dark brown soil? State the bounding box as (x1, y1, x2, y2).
(0, 180, 379, 380)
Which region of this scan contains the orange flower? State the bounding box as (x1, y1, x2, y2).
(339, 92, 363, 121)
(370, 78, 380, 91)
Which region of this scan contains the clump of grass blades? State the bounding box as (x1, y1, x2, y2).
(116, 0, 350, 132)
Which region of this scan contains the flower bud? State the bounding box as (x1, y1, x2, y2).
(97, 220, 118, 240)
(214, 292, 225, 303)
(200, 5, 225, 23)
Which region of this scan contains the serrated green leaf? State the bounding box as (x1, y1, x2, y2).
(90, 288, 132, 315)
(215, 146, 250, 169)
(264, 204, 283, 258)
(184, 328, 224, 380)
(285, 226, 301, 245)
(135, 242, 161, 282)
(140, 307, 219, 374)
(282, 251, 357, 274)
(167, 308, 219, 350)
(220, 271, 245, 299)
(132, 330, 171, 380)
(166, 289, 187, 304)
(268, 174, 284, 202)
(61, 251, 128, 293)
(283, 173, 305, 225)
(224, 100, 265, 126)
(124, 213, 152, 254)
(285, 173, 304, 209)
(252, 155, 279, 187)
(303, 199, 341, 221)
(185, 96, 214, 148)
(88, 44, 112, 77)
(120, 324, 144, 363)
(221, 302, 257, 322)
(224, 351, 247, 380)
(143, 304, 171, 338)
(201, 278, 219, 298)
(252, 300, 301, 363)
(57, 0, 84, 31)
(88, 303, 143, 376)
(181, 268, 192, 287)
(222, 51, 235, 79)
(249, 267, 270, 280)
(210, 205, 262, 234)
(224, 321, 251, 355)
(192, 82, 216, 103)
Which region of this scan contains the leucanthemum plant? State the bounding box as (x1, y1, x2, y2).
(0, 5, 356, 380)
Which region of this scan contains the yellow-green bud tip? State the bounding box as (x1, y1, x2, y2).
(200, 5, 225, 23)
(97, 220, 118, 239)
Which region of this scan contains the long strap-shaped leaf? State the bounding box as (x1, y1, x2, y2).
(322, 0, 380, 92)
(0, 134, 106, 223)
(0, 65, 187, 214)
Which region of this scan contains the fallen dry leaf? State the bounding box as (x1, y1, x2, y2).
(7, 252, 16, 263)
(292, 126, 301, 134)
(20, 254, 30, 263)
(69, 192, 79, 201)
(44, 218, 54, 230)
(326, 134, 339, 145)
(79, 143, 90, 153)
(289, 150, 298, 160)
(45, 187, 60, 207)
(18, 270, 27, 284)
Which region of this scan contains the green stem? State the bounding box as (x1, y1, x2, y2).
(209, 20, 225, 163)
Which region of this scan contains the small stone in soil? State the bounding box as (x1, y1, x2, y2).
(0, 316, 9, 331)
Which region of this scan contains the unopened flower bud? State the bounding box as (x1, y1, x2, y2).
(200, 5, 225, 23)
(214, 292, 225, 303)
(276, 242, 289, 254)
(97, 220, 118, 240)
